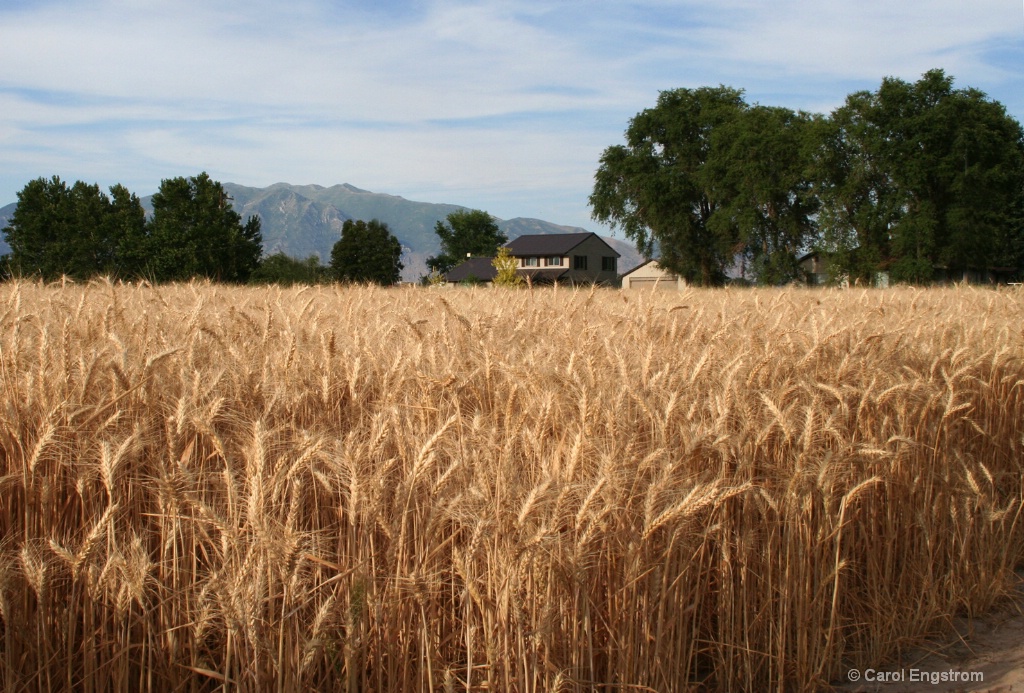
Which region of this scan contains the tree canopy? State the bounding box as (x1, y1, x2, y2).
(705, 105, 820, 284)
(148, 173, 263, 282)
(329, 219, 404, 285)
(2, 176, 147, 280)
(814, 69, 1024, 283)
(590, 86, 749, 286)
(591, 70, 1024, 286)
(427, 209, 506, 275)
(2, 172, 265, 283)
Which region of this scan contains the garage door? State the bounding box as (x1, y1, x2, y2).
(627, 277, 680, 290)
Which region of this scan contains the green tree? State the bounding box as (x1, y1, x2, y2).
(491, 246, 523, 287)
(814, 70, 1024, 283)
(996, 194, 1024, 278)
(330, 219, 404, 285)
(704, 106, 820, 284)
(590, 87, 748, 286)
(250, 252, 329, 285)
(426, 209, 506, 274)
(4, 176, 77, 278)
(147, 172, 262, 282)
(811, 88, 900, 283)
(2, 176, 148, 280)
(105, 184, 149, 279)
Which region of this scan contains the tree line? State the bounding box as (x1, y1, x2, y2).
(0, 173, 406, 286)
(1, 172, 508, 286)
(591, 69, 1024, 285)
(1, 173, 262, 283)
(7, 69, 1020, 289)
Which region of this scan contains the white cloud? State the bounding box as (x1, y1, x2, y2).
(1, 0, 1021, 228)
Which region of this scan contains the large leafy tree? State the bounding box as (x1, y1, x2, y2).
(2, 176, 148, 280)
(704, 105, 820, 284)
(426, 209, 506, 274)
(330, 219, 404, 285)
(811, 89, 901, 283)
(147, 172, 262, 282)
(589, 87, 749, 286)
(814, 69, 1024, 283)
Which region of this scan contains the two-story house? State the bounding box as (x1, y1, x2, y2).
(445, 233, 621, 285)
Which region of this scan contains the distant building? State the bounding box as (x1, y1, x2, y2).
(445, 233, 621, 285)
(798, 250, 1020, 287)
(620, 259, 686, 290)
(444, 257, 499, 284)
(931, 265, 1021, 285)
(798, 251, 828, 286)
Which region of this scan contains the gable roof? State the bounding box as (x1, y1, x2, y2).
(445, 257, 497, 283)
(504, 232, 620, 257)
(620, 258, 658, 278)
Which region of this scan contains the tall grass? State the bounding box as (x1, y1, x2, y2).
(0, 279, 1022, 692)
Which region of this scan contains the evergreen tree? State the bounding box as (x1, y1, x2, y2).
(105, 184, 149, 279)
(330, 219, 404, 285)
(147, 173, 262, 282)
(1, 176, 147, 280)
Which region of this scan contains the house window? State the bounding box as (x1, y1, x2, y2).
(545, 256, 561, 267)
(523, 257, 539, 267)
(602, 257, 617, 272)
(573, 255, 587, 270)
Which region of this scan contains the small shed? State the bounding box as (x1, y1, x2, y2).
(798, 251, 828, 285)
(620, 259, 685, 290)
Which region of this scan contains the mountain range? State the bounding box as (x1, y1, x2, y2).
(0, 182, 643, 281)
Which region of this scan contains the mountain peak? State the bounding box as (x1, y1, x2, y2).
(0, 182, 640, 280)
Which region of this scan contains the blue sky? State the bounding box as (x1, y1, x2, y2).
(2, 0, 1022, 232)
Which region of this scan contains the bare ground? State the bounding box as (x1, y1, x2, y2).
(835, 572, 1024, 692)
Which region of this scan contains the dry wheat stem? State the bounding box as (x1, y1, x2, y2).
(0, 280, 1021, 691)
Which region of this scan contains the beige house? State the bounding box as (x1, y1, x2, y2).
(446, 233, 621, 285)
(620, 259, 686, 290)
(505, 233, 620, 284)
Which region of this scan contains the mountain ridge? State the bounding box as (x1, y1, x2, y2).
(0, 183, 643, 281)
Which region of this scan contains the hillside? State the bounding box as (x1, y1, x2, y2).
(1, 184, 643, 281)
(220, 182, 643, 281)
(0, 202, 14, 256)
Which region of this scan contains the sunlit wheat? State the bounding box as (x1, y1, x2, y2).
(0, 279, 1021, 691)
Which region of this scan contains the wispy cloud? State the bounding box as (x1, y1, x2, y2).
(1, 0, 1021, 228)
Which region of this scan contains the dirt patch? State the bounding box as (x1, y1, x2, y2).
(835, 573, 1024, 692)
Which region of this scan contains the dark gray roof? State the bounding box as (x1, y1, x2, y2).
(445, 257, 497, 283)
(504, 232, 620, 257)
(619, 258, 658, 278)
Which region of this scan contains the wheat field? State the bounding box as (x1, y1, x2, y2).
(0, 279, 1022, 692)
